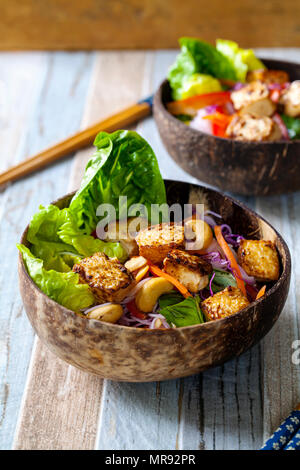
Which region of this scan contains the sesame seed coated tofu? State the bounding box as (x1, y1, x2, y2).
(73, 252, 134, 303)
(202, 286, 250, 321)
(280, 81, 300, 118)
(231, 82, 275, 117)
(225, 114, 281, 142)
(135, 223, 185, 264)
(237, 239, 280, 282)
(246, 69, 290, 85)
(164, 249, 212, 293)
(163, 249, 212, 293)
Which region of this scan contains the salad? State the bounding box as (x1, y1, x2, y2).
(166, 38, 300, 141)
(18, 130, 280, 329)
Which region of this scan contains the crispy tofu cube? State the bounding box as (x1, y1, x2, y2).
(73, 252, 134, 303)
(163, 249, 212, 293)
(231, 82, 275, 117)
(201, 286, 250, 321)
(239, 98, 276, 118)
(226, 114, 281, 142)
(246, 69, 290, 85)
(280, 81, 300, 118)
(237, 239, 280, 282)
(135, 223, 185, 264)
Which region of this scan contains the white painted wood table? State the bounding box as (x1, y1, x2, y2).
(0, 48, 299, 450)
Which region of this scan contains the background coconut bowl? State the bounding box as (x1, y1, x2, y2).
(154, 59, 300, 196)
(18, 180, 291, 382)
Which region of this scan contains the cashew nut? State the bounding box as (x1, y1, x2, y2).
(87, 303, 123, 323)
(125, 255, 147, 272)
(135, 265, 149, 282)
(184, 218, 213, 253)
(135, 277, 173, 313)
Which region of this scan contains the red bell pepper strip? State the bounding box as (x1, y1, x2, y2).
(126, 299, 147, 320)
(204, 112, 232, 137)
(270, 89, 281, 103)
(167, 91, 231, 116)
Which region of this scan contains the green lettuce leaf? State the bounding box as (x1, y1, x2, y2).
(216, 39, 265, 82)
(159, 295, 205, 327)
(168, 37, 237, 99)
(178, 73, 222, 99)
(57, 209, 128, 262)
(281, 114, 300, 140)
(69, 130, 167, 234)
(17, 244, 95, 311)
(27, 204, 127, 269)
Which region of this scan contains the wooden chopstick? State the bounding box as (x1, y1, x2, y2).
(0, 97, 153, 186)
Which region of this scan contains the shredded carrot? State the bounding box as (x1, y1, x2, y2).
(148, 263, 192, 298)
(214, 225, 247, 296)
(256, 285, 266, 300)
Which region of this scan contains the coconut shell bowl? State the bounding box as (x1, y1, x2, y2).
(18, 180, 291, 382)
(154, 59, 300, 196)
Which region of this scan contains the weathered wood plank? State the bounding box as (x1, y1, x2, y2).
(13, 51, 149, 450)
(255, 193, 300, 442)
(0, 52, 48, 451)
(0, 51, 94, 450)
(1, 1, 300, 50)
(252, 48, 300, 443)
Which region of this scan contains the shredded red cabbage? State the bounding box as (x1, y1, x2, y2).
(209, 272, 215, 296)
(273, 114, 290, 140)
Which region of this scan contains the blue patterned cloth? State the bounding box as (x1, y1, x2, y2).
(283, 430, 300, 450)
(261, 409, 300, 450)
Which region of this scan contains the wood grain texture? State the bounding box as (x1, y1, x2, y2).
(253, 48, 300, 442)
(0, 51, 94, 450)
(0, 0, 300, 50)
(1, 51, 95, 450)
(0, 48, 299, 451)
(13, 51, 148, 450)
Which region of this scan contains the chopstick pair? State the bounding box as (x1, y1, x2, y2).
(260, 403, 300, 450)
(0, 95, 154, 187)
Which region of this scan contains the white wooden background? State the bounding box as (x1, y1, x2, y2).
(0, 49, 299, 450)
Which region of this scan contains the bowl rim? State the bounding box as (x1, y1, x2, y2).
(19, 179, 291, 333)
(154, 57, 300, 145)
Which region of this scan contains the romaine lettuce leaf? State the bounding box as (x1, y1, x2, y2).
(57, 208, 128, 262)
(168, 37, 237, 99)
(179, 73, 222, 99)
(216, 39, 265, 82)
(159, 295, 205, 327)
(17, 244, 95, 311)
(27, 204, 128, 269)
(69, 130, 167, 234)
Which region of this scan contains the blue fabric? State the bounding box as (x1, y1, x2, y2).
(261, 410, 300, 450)
(283, 429, 300, 450)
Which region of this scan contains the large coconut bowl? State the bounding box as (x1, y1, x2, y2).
(154, 59, 300, 196)
(18, 180, 291, 382)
